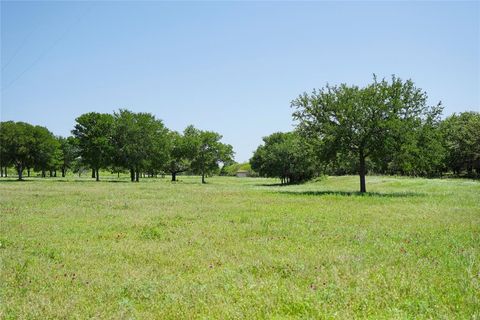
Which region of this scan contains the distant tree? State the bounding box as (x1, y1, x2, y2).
(221, 162, 257, 177)
(292, 75, 441, 192)
(321, 150, 359, 176)
(0, 121, 34, 180)
(389, 107, 445, 177)
(48, 142, 63, 177)
(0, 121, 13, 177)
(165, 131, 194, 181)
(112, 109, 169, 182)
(0, 122, 61, 179)
(146, 120, 171, 178)
(250, 131, 315, 184)
(109, 164, 128, 178)
(72, 112, 114, 181)
(186, 126, 234, 183)
(71, 157, 88, 177)
(440, 111, 480, 177)
(31, 125, 61, 177)
(58, 136, 79, 177)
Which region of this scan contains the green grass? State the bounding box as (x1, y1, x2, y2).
(1, 175, 479, 319)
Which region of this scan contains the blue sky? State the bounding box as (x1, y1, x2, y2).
(1, 1, 479, 162)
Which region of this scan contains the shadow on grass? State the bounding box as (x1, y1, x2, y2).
(0, 179, 32, 183)
(65, 179, 131, 183)
(0, 178, 132, 183)
(277, 190, 425, 198)
(257, 182, 308, 187)
(258, 183, 286, 187)
(0, 177, 205, 184)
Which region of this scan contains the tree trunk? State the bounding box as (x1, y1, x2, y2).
(95, 169, 99, 181)
(0, 166, 3, 177)
(17, 164, 23, 181)
(467, 165, 473, 178)
(92, 168, 96, 179)
(172, 172, 176, 182)
(135, 170, 139, 182)
(117, 172, 120, 178)
(42, 169, 46, 178)
(359, 152, 366, 193)
(201, 171, 206, 184)
(27, 168, 30, 177)
(54, 170, 57, 177)
(62, 167, 65, 177)
(130, 168, 135, 182)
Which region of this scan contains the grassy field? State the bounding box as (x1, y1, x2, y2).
(1, 175, 479, 319)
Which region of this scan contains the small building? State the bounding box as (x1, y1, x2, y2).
(236, 170, 249, 178)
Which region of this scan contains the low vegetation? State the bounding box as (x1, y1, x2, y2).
(1, 175, 479, 318)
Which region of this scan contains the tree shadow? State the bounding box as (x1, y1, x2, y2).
(258, 183, 286, 187)
(276, 190, 425, 198)
(59, 179, 131, 183)
(0, 179, 32, 183)
(0, 178, 132, 183)
(257, 182, 307, 187)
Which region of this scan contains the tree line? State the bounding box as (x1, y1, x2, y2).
(1, 76, 478, 190)
(251, 76, 480, 192)
(0, 109, 234, 183)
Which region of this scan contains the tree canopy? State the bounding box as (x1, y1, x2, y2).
(0, 122, 59, 180)
(111, 109, 169, 182)
(186, 126, 234, 183)
(164, 130, 197, 181)
(250, 131, 315, 184)
(440, 112, 480, 177)
(72, 112, 114, 181)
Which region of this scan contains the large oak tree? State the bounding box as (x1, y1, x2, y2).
(292, 75, 440, 192)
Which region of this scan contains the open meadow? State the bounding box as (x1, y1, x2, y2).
(1, 175, 479, 319)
